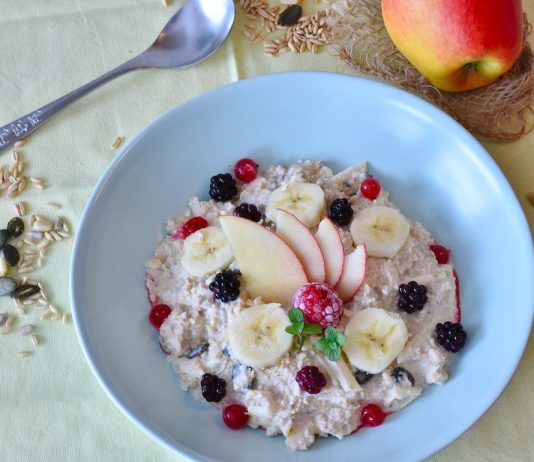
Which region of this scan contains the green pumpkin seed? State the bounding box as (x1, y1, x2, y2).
(0, 277, 17, 296)
(3, 244, 19, 266)
(11, 284, 40, 300)
(7, 217, 24, 238)
(278, 5, 302, 27)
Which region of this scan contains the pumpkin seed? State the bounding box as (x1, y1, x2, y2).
(3, 244, 19, 266)
(0, 229, 8, 250)
(0, 277, 16, 296)
(185, 342, 209, 359)
(11, 284, 40, 300)
(278, 4, 302, 26)
(7, 217, 24, 237)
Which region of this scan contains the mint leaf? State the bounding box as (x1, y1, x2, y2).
(324, 326, 338, 343)
(285, 325, 299, 335)
(302, 323, 322, 335)
(315, 337, 330, 352)
(336, 332, 348, 346)
(325, 345, 341, 361)
(288, 308, 303, 324)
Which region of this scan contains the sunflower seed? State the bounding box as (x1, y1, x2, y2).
(18, 324, 33, 336)
(26, 231, 42, 240)
(11, 284, 40, 300)
(0, 229, 8, 250)
(185, 342, 209, 359)
(0, 277, 16, 296)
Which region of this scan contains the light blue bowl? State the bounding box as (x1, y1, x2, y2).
(70, 72, 534, 462)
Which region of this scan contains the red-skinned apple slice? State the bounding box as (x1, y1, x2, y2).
(335, 244, 367, 302)
(315, 217, 344, 287)
(275, 209, 326, 283)
(219, 215, 308, 305)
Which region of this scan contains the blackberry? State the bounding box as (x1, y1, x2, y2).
(391, 367, 415, 386)
(209, 173, 238, 202)
(209, 271, 240, 302)
(233, 203, 261, 222)
(328, 198, 353, 226)
(354, 369, 374, 385)
(200, 373, 226, 402)
(397, 281, 427, 313)
(295, 366, 327, 394)
(435, 321, 467, 353)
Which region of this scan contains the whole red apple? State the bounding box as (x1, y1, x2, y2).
(381, 0, 523, 92)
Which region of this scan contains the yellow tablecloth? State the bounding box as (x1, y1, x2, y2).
(0, 1, 532, 461)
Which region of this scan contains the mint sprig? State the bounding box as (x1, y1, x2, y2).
(315, 326, 347, 361)
(285, 308, 322, 352)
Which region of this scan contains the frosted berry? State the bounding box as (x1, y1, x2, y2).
(200, 373, 226, 402)
(435, 321, 467, 353)
(234, 203, 261, 222)
(209, 173, 238, 202)
(234, 158, 258, 183)
(430, 244, 450, 264)
(360, 178, 381, 200)
(329, 198, 353, 226)
(175, 216, 208, 240)
(360, 403, 387, 427)
(223, 404, 249, 429)
(149, 304, 172, 330)
(292, 282, 343, 329)
(295, 366, 327, 394)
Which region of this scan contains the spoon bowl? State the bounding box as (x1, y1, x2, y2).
(0, 0, 236, 152)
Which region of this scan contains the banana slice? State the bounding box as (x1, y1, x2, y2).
(350, 206, 410, 258)
(227, 303, 293, 369)
(180, 226, 233, 277)
(343, 307, 408, 374)
(265, 183, 325, 228)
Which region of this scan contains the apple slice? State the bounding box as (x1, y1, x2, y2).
(315, 218, 344, 287)
(219, 215, 308, 305)
(275, 209, 326, 283)
(335, 244, 367, 302)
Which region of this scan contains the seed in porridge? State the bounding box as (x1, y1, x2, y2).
(223, 404, 249, 429)
(200, 373, 226, 403)
(209, 270, 241, 302)
(278, 4, 302, 26)
(185, 342, 210, 359)
(292, 282, 343, 329)
(0, 229, 8, 250)
(11, 284, 40, 300)
(209, 173, 238, 202)
(391, 366, 415, 386)
(435, 321, 467, 353)
(397, 281, 428, 314)
(0, 277, 17, 296)
(430, 244, 451, 265)
(3, 244, 19, 266)
(233, 203, 261, 222)
(360, 403, 387, 427)
(295, 366, 327, 394)
(360, 177, 381, 200)
(234, 158, 258, 183)
(7, 217, 24, 238)
(328, 198, 353, 226)
(149, 304, 172, 330)
(175, 216, 209, 240)
(354, 369, 375, 386)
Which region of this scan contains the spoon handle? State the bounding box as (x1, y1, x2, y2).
(0, 57, 143, 152)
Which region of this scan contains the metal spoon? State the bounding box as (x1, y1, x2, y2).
(0, 0, 235, 152)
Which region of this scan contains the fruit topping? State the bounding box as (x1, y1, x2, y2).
(209, 173, 238, 202)
(354, 369, 375, 385)
(391, 366, 415, 386)
(430, 244, 450, 264)
(292, 282, 343, 329)
(175, 216, 208, 240)
(295, 366, 327, 394)
(397, 281, 428, 314)
(350, 206, 410, 258)
(223, 404, 249, 429)
(360, 177, 381, 200)
(328, 198, 353, 226)
(234, 158, 258, 183)
(209, 270, 241, 302)
(266, 183, 325, 228)
(343, 307, 408, 374)
(233, 203, 261, 222)
(360, 403, 387, 427)
(149, 304, 172, 330)
(334, 244, 367, 302)
(7, 217, 24, 238)
(200, 373, 227, 402)
(315, 218, 344, 287)
(435, 321, 467, 353)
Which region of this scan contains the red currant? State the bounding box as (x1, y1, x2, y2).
(430, 244, 450, 264)
(234, 158, 258, 183)
(175, 216, 208, 240)
(360, 178, 381, 200)
(223, 404, 249, 430)
(360, 403, 387, 427)
(149, 304, 172, 330)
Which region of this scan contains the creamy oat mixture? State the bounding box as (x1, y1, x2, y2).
(145, 160, 461, 451)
